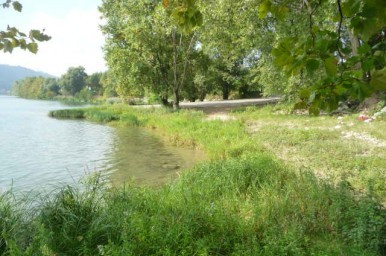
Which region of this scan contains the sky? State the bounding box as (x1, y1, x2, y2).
(0, 0, 107, 76)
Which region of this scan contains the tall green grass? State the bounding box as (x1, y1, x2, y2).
(49, 109, 85, 119)
(1, 156, 385, 255)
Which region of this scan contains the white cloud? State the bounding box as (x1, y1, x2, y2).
(0, 8, 107, 76)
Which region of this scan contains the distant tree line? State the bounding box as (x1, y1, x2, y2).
(11, 66, 117, 101)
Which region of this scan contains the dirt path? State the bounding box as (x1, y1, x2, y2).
(133, 97, 280, 114)
(180, 98, 280, 113)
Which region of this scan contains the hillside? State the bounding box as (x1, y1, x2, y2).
(0, 64, 54, 94)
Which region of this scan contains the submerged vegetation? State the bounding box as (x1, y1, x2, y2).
(1, 105, 384, 255)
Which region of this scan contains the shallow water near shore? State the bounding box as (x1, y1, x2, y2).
(0, 96, 203, 193)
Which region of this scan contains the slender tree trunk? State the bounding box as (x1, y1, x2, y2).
(171, 29, 195, 110)
(222, 82, 229, 100)
(348, 29, 360, 57)
(173, 88, 180, 110)
(172, 29, 180, 110)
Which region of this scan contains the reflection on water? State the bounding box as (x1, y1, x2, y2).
(0, 96, 204, 193)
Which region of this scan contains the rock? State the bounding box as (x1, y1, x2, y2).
(357, 114, 370, 121)
(162, 164, 180, 170)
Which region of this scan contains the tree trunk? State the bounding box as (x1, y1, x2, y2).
(172, 30, 180, 110)
(348, 29, 360, 57)
(222, 82, 229, 100)
(173, 88, 180, 110)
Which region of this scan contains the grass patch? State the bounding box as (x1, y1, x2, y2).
(234, 106, 386, 199)
(4, 104, 377, 254)
(49, 109, 85, 119)
(1, 156, 385, 255)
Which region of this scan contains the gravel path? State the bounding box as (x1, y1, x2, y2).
(180, 98, 280, 113)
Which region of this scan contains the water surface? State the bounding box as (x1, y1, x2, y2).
(0, 96, 202, 193)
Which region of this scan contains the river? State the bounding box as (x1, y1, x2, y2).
(0, 96, 203, 193)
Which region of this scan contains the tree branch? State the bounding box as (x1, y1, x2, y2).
(304, 0, 321, 46)
(179, 32, 196, 89)
(336, 0, 344, 59)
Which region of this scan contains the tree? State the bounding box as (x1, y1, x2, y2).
(86, 72, 103, 96)
(99, 71, 118, 98)
(11, 76, 60, 99)
(41, 77, 60, 98)
(197, 0, 276, 100)
(1, 0, 50, 53)
(100, 0, 171, 103)
(59, 66, 87, 96)
(100, 0, 201, 109)
(258, 0, 386, 114)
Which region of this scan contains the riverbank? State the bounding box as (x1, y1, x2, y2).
(50, 104, 386, 198)
(1, 104, 385, 255)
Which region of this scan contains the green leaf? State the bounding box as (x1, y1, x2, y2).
(309, 103, 320, 116)
(333, 85, 347, 95)
(324, 57, 337, 76)
(362, 59, 374, 72)
(294, 101, 307, 110)
(3, 39, 13, 53)
(306, 59, 320, 74)
(11, 38, 19, 47)
(258, 0, 271, 19)
(352, 81, 371, 100)
(17, 31, 26, 37)
(12, 1, 22, 12)
(19, 39, 27, 49)
(327, 97, 339, 112)
(374, 50, 384, 57)
(273, 5, 289, 20)
(370, 68, 386, 90)
(194, 11, 203, 27)
(29, 30, 51, 42)
(341, 0, 361, 16)
(315, 38, 329, 53)
(299, 88, 311, 100)
(27, 42, 38, 54)
(358, 43, 371, 55)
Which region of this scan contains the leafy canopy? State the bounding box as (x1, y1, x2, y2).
(162, 0, 203, 34)
(259, 0, 386, 114)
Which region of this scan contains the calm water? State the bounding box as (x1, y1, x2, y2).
(0, 96, 203, 193)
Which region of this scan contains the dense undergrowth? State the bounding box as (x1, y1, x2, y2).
(1, 105, 385, 255)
